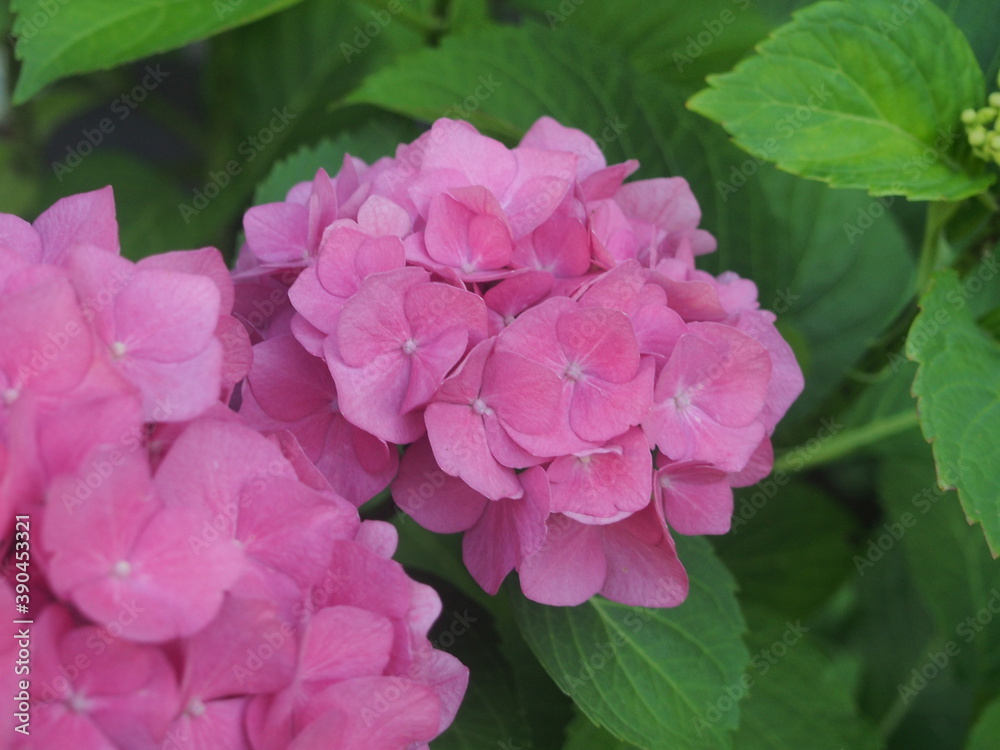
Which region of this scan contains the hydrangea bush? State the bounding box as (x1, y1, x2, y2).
(3, 1, 1000, 749)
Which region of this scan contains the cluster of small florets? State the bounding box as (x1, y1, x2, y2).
(235, 117, 803, 608)
(962, 82, 1000, 165)
(0, 188, 466, 748)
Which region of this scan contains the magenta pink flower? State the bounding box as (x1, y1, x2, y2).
(28, 604, 179, 749)
(231, 115, 803, 613)
(324, 267, 487, 443)
(242, 334, 398, 507)
(643, 322, 771, 472)
(495, 297, 654, 454)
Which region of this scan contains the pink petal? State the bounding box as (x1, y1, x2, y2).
(518, 515, 606, 606)
(599, 506, 688, 607)
(463, 466, 548, 594)
(33, 185, 119, 261)
(244, 202, 310, 265)
(393, 438, 488, 533)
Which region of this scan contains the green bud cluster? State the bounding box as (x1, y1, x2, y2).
(962, 75, 1000, 165)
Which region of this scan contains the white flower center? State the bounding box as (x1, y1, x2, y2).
(402, 338, 418, 355)
(67, 692, 91, 713)
(111, 560, 132, 578)
(471, 398, 491, 416)
(187, 698, 207, 718)
(673, 391, 692, 410)
(563, 362, 584, 382)
(2, 387, 19, 405)
(110, 341, 127, 359)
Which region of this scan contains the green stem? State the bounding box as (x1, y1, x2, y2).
(915, 201, 960, 292)
(773, 410, 920, 474)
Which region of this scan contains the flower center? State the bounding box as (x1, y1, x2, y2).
(67, 691, 91, 713)
(2, 387, 19, 406)
(187, 698, 207, 718)
(471, 398, 491, 416)
(111, 560, 132, 578)
(110, 341, 127, 360)
(401, 338, 418, 355)
(673, 391, 692, 411)
(563, 362, 584, 382)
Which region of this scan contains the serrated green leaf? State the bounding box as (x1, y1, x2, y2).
(906, 268, 1000, 555)
(254, 123, 412, 205)
(732, 606, 881, 750)
(11, 0, 306, 103)
(506, 0, 771, 89)
(509, 536, 748, 750)
(688, 0, 993, 200)
(967, 695, 1000, 750)
(714, 480, 856, 618)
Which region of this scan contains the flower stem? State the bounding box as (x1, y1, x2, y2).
(773, 410, 920, 474)
(915, 201, 960, 293)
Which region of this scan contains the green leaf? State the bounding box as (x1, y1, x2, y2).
(906, 268, 1000, 555)
(750, 167, 915, 421)
(878, 433, 1000, 684)
(11, 0, 306, 103)
(688, 0, 993, 200)
(714, 479, 856, 618)
(509, 536, 748, 750)
(732, 606, 881, 750)
(967, 696, 1000, 750)
(254, 123, 412, 205)
(506, 0, 771, 89)
(563, 707, 641, 750)
(444, 0, 491, 32)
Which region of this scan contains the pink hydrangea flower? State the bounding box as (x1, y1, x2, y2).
(229, 115, 804, 612)
(1, 188, 467, 750)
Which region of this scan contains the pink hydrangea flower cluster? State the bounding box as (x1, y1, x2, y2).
(0, 188, 466, 749)
(235, 117, 804, 608)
